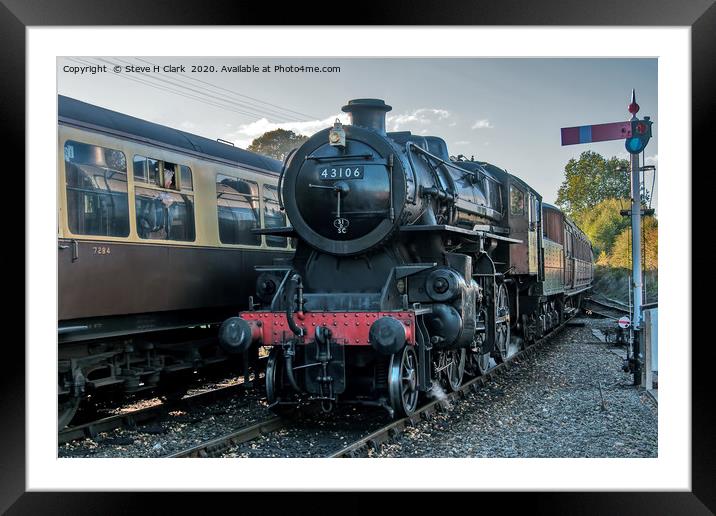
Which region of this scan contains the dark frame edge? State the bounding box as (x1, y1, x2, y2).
(5, 0, 713, 513)
(0, 1, 26, 515)
(691, 1, 716, 513)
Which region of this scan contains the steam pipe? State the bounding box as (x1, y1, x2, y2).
(285, 272, 305, 337)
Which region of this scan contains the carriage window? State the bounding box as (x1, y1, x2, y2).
(263, 184, 287, 248)
(133, 156, 160, 186)
(64, 141, 130, 237)
(134, 186, 195, 241)
(133, 156, 188, 191)
(510, 186, 525, 216)
(180, 165, 193, 191)
(216, 175, 261, 246)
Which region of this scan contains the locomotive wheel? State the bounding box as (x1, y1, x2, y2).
(521, 314, 535, 346)
(563, 297, 574, 320)
(470, 350, 492, 376)
(58, 394, 80, 430)
(494, 283, 512, 363)
(266, 348, 296, 418)
(445, 349, 466, 391)
(388, 345, 419, 418)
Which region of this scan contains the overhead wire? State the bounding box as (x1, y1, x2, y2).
(91, 57, 306, 122)
(115, 57, 308, 122)
(68, 57, 291, 123)
(133, 56, 318, 121)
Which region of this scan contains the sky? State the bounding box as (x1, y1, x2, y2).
(57, 57, 657, 206)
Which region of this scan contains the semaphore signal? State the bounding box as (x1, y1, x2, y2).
(560, 89, 654, 387)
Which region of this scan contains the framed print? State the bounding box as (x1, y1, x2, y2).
(4, 0, 712, 512)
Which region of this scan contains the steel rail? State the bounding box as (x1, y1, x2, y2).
(165, 416, 284, 458)
(59, 380, 256, 445)
(163, 313, 582, 459)
(328, 317, 575, 458)
(584, 297, 630, 315)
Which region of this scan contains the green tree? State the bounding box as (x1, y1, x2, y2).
(606, 217, 658, 270)
(556, 151, 631, 220)
(247, 129, 308, 161)
(578, 198, 631, 257)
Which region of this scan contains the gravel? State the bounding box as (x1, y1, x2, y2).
(375, 316, 657, 458)
(58, 382, 273, 458)
(220, 406, 388, 458)
(60, 315, 657, 458)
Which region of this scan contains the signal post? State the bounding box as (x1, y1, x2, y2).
(561, 90, 653, 386)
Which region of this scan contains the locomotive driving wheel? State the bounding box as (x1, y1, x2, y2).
(266, 348, 296, 417)
(466, 314, 492, 377)
(388, 345, 419, 418)
(468, 349, 492, 376)
(445, 349, 466, 391)
(494, 283, 512, 363)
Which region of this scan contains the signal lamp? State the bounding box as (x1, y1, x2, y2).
(625, 117, 652, 155)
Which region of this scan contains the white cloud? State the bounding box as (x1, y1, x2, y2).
(387, 108, 451, 131)
(453, 140, 471, 146)
(226, 114, 343, 148)
(471, 119, 493, 130)
(225, 107, 455, 147)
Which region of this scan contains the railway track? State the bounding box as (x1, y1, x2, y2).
(165, 416, 284, 458)
(168, 314, 579, 459)
(329, 317, 574, 458)
(59, 378, 259, 445)
(584, 297, 631, 319)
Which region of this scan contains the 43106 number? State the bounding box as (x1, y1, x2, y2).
(319, 166, 363, 180)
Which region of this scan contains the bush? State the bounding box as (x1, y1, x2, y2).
(603, 217, 657, 270)
(593, 266, 658, 304)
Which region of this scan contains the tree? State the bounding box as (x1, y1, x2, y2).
(556, 151, 631, 220)
(247, 129, 308, 161)
(605, 216, 658, 270)
(578, 198, 631, 257)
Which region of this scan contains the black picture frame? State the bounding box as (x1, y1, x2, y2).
(4, 0, 710, 513)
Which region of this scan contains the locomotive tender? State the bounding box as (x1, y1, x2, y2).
(58, 96, 293, 427)
(219, 98, 593, 417)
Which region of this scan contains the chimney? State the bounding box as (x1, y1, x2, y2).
(341, 98, 392, 135)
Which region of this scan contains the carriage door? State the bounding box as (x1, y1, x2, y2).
(565, 227, 574, 288)
(527, 193, 538, 275)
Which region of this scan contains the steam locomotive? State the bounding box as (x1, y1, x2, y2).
(218, 99, 593, 417)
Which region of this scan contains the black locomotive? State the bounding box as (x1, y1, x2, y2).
(219, 98, 593, 417)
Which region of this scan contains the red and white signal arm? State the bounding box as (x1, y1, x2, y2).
(618, 316, 631, 329)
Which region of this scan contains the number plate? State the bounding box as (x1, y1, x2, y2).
(318, 166, 364, 180)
